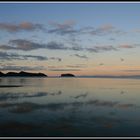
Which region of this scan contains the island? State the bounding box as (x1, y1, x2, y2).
(0, 71, 47, 77)
(0, 71, 4, 77)
(60, 73, 75, 77)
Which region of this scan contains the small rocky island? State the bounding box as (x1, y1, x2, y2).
(61, 73, 75, 77)
(0, 71, 47, 77)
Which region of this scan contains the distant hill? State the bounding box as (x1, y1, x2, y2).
(0, 71, 4, 76)
(61, 73, 75, 77)
(6, 72, 20, 77)
(18, 71, 47, 77)
(0, 71, 47, 77)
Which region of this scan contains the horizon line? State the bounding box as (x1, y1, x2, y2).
(1, 70, 140, 77)
(0, 1, 140, 4)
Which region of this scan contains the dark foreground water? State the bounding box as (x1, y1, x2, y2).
(0, 77, 140, 137)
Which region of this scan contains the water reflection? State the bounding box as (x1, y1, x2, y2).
(90, 115, 123, 127)
(0, 121, 44, 136)
(0, 98, 137, 115)
(0, 92, 47, 101)
(0, 78, 140, 136)
(0, 90, 62, 101)
(120, 91, 125, 94)
(71, 92, 88, 99)
(50, 90, 62, 96)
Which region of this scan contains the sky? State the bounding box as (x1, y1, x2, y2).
(0, 2, 140, 76)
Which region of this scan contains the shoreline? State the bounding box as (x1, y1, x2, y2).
(0, 76, 140, 80)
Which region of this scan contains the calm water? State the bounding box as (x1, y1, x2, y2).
(0, 77, 140, 137)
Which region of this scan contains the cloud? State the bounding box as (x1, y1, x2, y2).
(0, 51, 63, 63)
(0, 45, 16, 50)
(120, 58, 124, 62)
(133, 29, 140, 33)
(99, 24, 115, 31)
(69, 46, 83, 51)
(109, 38, 116, 41)
(44, 41, 83, 52)
(48, 22, 123, 37)
(48, 20, 77, 35)
(46, 41, 67, 50)
(48, 28, 77, 36)
(49, 20, 75, 29)
(99, 63, 104, 66)
(0, 22, 44, 32)
(48, 68, 81, 71)
(47, 65, 63, 69)
(0, 52, 29, 61)
(78, 26, 95, 34)
(0, 52, 48, 61)
(0, 40, 68, 51)
(9, 39, 47, 51)
(90, 24, 114, 35)
(0, 65, 45, 71)
(123, 70, 140, 72)
(23, 55, 48, 61)
(66, 64, 87, 68)
(119, 44, 134, 49)
(1, 40, 68, 51)
(86, 45, 117, 52)
(49, 57, 62, 62)
(66, 66, 82, 68)
(0, 52, 21, 60)
(85, 48, 99, 53)
(19, 22, 43, 31)
(71, 54, 88, 59)
(90, 24, 123, 36)
(0, 39, 119, 53)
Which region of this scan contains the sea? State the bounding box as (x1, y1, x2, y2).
(0, 77, 140, 137)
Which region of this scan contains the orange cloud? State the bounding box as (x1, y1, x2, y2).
(119, 44, 134, 48)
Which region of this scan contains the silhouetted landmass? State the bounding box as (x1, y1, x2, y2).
(6, 72, 20, 77)
(18, 71, 47, 77)
(61, 73, 75, 77)
(0, 71, 4, 77)
(0, 71, 47, 77)
(0, 85, 22, 88)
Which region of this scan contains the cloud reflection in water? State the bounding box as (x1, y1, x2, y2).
(0, 98, 137, 114)
(0, 90, 62, 101)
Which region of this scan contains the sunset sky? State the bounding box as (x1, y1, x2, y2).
(0, 2, 140, 76)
